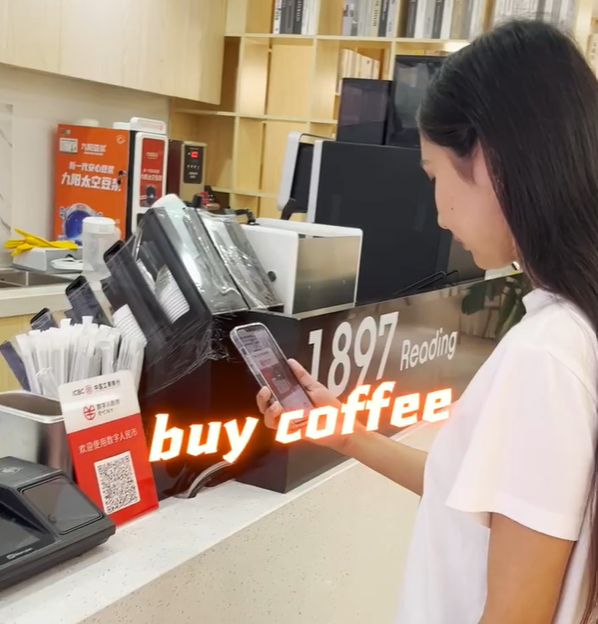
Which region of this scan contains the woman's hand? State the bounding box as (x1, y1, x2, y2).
(256, 358, 428, 494)
(255, 359, 363, 453)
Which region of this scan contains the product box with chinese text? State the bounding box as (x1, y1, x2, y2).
(54, 125, 130, 243)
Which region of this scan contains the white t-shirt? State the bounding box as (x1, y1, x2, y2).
(395, 289, 598, 623)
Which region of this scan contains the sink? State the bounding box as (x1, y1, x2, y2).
(0, 269, 75, 289)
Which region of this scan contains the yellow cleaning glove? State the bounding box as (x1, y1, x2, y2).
(4, 228, 78, 257)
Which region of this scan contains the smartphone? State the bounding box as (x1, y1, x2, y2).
(230, 322, 314, 413)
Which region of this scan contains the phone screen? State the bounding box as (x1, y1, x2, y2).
(234, 325, 313, 413)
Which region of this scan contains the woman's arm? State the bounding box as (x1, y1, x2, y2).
(335, 428, 427, 496)
(257, 359, 427, 496)
(479, 514, 574, 624)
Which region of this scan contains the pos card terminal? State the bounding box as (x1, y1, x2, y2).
(0, 456, 115, 590)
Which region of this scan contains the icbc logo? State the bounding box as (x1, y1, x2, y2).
(83, 405, 96, 421)
(73, 385, 93, 397)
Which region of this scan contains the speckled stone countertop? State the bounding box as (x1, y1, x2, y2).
(0, 477, 295, 624)
(0, 423, 438, 624)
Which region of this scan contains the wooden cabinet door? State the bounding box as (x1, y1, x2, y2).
(121, 0, 226, 102)
(58, 0, 225, 103)
(0, 0, 61, 73)
(59, 0, 138, 88)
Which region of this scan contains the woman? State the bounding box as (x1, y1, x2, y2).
(256, 19, 598, 624)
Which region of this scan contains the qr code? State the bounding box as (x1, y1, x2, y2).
(94, 451, 140, 515)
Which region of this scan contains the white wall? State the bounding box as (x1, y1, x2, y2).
(0, 64, 169, 265)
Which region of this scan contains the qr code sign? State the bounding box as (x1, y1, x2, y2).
(94, 451, 140, 515)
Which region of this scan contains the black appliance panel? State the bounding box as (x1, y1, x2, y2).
(311, 142, 449, 303)
(385, 55, 444, 148)
(337, 79, 392, 146)
(183, 145, 204, 185)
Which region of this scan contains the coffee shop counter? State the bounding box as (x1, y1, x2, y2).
(0, 268, 516, 320)
(0, 422, 439, 624)
(0, 279, 72, 319)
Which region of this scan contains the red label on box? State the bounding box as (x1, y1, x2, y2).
(59, 371, 158, 526)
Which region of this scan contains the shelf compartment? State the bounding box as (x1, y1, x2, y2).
(226, 0, 275, 35)
(233, 194, 261, 214)
(258, 196, 280, 218)
(237, 37, 270, 116)
(219, 38, 242, 112)
(232, 193, 261, 215)
(235, 118, 265, 192)
(312, 39, 390, 121)
(171, 115, 235, 190)
(266, 39, 316, 118)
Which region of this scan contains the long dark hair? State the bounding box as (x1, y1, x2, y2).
(418, 18, 598, 623)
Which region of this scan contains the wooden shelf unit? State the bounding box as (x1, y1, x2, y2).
(169, 0, 593, 218)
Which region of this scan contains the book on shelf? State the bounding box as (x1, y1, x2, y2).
(273, 0, 579, 39)
(492, 0, 577, 30)
(341, 0, 399, 37)
(401, 0, 577, 39)
(274, 0, 283, 33)
(342, 3, 356, 35)
(273, 0, 320, 34)
(336, 49, 382, 92)
(405, 0, 477, 39)
(371, 0, 382, 36)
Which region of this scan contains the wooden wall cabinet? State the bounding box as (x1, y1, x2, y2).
(0, 0, 226, 104)
(0, 0, 61, 74)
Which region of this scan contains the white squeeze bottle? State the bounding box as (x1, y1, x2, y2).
(81, 216, 120, 282)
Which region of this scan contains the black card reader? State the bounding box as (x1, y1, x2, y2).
(0, 456, 115, 591)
